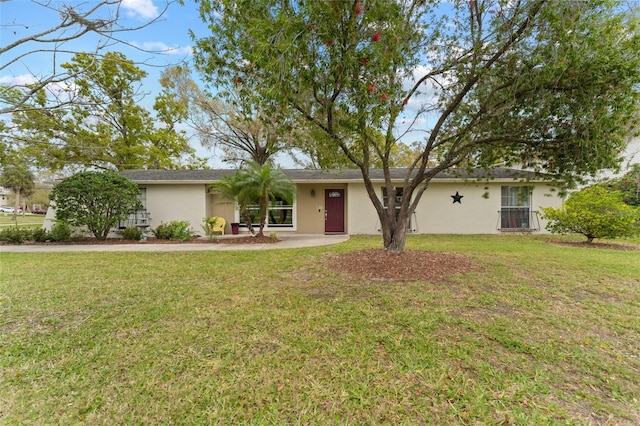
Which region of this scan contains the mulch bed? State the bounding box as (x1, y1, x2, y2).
(545, 240, 640, 251)
(326, 249, 481, 282)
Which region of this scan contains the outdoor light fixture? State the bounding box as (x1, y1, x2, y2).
(310, 189, 316, 197)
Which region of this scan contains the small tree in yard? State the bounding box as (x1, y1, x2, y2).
(211, 162, 295, 237)
(50, 171, 142, 240)
(541, 186, 640, 244)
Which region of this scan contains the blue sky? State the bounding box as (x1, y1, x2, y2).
(1, 0, 204, 94)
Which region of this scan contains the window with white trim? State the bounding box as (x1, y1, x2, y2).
(239, 196, 294, 228)
(500, 186, 531, 229)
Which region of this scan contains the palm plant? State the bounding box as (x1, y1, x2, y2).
(1, 162, 35, 221)
(211, 162, 295, 237)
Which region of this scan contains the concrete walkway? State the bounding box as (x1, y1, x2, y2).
(0, 234, 350, 253)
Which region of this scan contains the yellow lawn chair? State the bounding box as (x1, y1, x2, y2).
(206, 217, 226, 235)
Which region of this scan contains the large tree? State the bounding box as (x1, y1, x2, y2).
(160, 65, 307, 166)
(10, 52, 206, 171)
(190, 0, 640, 252)
(602, 164, 640, 207)
(0, 0, 170, 115)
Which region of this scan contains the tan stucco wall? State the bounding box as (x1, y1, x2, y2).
(140, 180, 564, 236)
(144, 184, 208, 233)
(296, 183, 348, 233)
(347, 181, 564, 234)
(208, 193, 237, 234)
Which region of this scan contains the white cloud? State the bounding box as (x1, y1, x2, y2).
(0, 74, 79, 104)
(0, 74, 37, 86)
(121, 0, 160, 19)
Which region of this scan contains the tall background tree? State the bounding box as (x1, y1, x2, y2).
(0, 161, 35, 221)
(160, 65, 309, 166)
(9, 52, 206, 171)
(0, 0, 170, 115)
(190, 0, 640, 252)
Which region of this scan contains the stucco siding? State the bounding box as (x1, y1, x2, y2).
(296, 184, 325, 234)
(347, 183, 379, 234)
(416, 183, 496, 234)
(207, 193, 237, 234)
(346, 181, 564, 235)
(145, 184, 208, 233)
(531, 183, 564, 233)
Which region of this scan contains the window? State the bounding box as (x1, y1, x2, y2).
(501, 186, 531, 229)
(117, 188, 149, 229)
(239, 196, 294, 228)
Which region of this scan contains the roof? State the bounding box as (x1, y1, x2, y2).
(119, 168, 549, 184)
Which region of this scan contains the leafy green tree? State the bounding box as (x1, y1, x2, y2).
(602, 164, 640, 206)
(0, 162, 35, 221)
(11, 52, 206, 171)
(190, 0, 640, 253)
(23, 186, 51, 211)
(211, 162, 295, 237)
(50, 170, 142, 240)
(541, 186, 640, 243)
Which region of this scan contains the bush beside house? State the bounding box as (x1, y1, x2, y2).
(541, 186, 640, 243)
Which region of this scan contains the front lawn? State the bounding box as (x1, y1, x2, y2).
(1, 235, 638, 424)
(0, 214, 45, 229)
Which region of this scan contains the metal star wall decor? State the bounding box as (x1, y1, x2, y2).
(451, 191, 464, 204)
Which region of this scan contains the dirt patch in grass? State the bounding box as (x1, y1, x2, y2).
(326, 249, 480, 282)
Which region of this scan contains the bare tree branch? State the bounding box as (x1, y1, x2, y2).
(1, 0, 174, 114)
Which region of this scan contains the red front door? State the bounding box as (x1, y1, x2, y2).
(325, 189, 345, 233)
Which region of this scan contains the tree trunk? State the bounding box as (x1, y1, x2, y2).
(380, 213, 408, 254)
(256, 195, 267, 237)
(11, 190, 20, 221)
(241, 209, 255, 235)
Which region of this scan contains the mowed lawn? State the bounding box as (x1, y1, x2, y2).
(1, 235, 638, 425)
(0, 214, 45, 229)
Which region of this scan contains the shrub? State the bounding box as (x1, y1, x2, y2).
(50, 170, 142, 240)
(31, 228, 50, 242)
(541, 186, 640, 243)
(152, 221, 194, 241)
(120, 227, 142, 241)
(49, 221, 71, 242)
(0, 226, 29, 243)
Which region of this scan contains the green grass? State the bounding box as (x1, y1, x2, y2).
(1, 235, 639, 425)
(0, 214, 45, 229)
